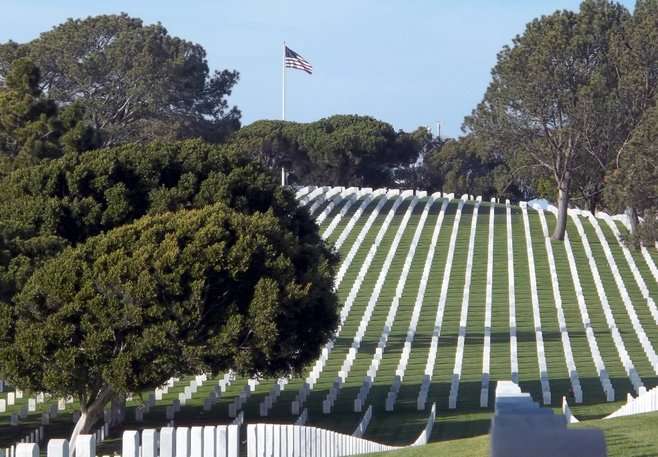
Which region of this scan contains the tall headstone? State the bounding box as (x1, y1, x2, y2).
(190, 426, 203, 457)
(122, 431, 139, 457)
(203, 426, 215, 457)
(216, 426, 227, 457)
(176, 427, 190, 457)
(142, 429, 157, 457)
(227, 425, 239, 457)
(160, 427, 176, 457)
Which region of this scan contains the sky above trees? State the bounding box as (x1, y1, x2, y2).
(0, 0, 635, 137)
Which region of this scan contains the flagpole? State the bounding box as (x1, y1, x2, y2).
(282, 41, 286, 120)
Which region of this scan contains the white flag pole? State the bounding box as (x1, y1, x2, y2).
(282, 41, 286, 120)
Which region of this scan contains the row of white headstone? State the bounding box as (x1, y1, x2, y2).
(10, 400, 437, 457)
(587, 212, 658, 375)
(354, 194, 440, 412)
(323, 192, 417, 413)
(386, 197, 451, 411)
(569, 209, 645, 393)
(519, 203, 552, 405)
(448, 198, 482, 409)
(561, 211, 615, 401)
(605, 385, 658, 419)
(416, 197, 467, 410)
(204, 373, 234, 413)
(479, 199, 496, 407)
(534, 206, 583, 403)
(291, 189, 389, 415)
(600, 214, 658, 324)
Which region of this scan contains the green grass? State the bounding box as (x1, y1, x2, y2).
(369, 412, 658, 457)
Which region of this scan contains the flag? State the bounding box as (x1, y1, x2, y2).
(285, 46, 313, 74)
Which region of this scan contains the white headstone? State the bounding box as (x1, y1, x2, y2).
(0, 399, 6, 413)
(247, 425, 256, 457)
(160, 427, 176, 457)
(203, 426, 215, 457)
(47, 439, 68, 457)
(122, 431, 139, 457)
(76, 435, 96, 457)
(216, 426, 227, 457)
(190, 427, 203, 457)
(227, 425, 238, 457)
(28, 399, 36, 412)
(176, 427, 190, 457)
(142, 429, 157, 457)
(15, 444, 37, 457)
(7, 393, 15, 406)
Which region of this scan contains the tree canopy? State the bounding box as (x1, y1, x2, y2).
(227, 115, 421, 187)
(0, 139, 338, 444)
(464, 0, 633, 240)
(0, 58, 98, 171)
(604, 103, 658, 246)
(0, 14, 240, 147)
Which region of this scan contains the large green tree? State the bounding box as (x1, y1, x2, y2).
(421, 135, 520, 200)
(604, 0, 658, 230)
(604, 102, 658, 246)
(227, 115, 420, 187)
(0, 140, 338, 446)
(0, 14, 240, 147)
(465, 0, 629, 240)
(5, 203, 336, 447)
(0, 58, 98, 169)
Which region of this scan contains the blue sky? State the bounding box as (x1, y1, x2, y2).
(0, 0, 636, 138)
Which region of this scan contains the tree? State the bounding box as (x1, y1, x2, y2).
(604, 102, 658, 247)
(464, 1, 629, 240)
(227, 115, 420, 187)
(2, 202, 337, 448)
(0, 14, 240, 147)
(0, 58, 97, 167)
(421, 136, 519, 199)
(605, 0, 658, 231)
(0, 140, 338, 449)
(0, 139, 329, 304)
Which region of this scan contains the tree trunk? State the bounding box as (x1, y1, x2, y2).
(552, 181, 570, 241)
(625, 207, 639, 237)
(69, 386, 114, 457)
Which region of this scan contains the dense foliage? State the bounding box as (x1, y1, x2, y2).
(227, 116, 420, 187)
(604, 104, 658, 246)
(0, 14, 240, 147)
(0, 58, 98, 171)
(0, 140, 338, 441)
(464, 0, 657, 240)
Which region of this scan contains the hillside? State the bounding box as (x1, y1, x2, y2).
(1, 185, 657, 451)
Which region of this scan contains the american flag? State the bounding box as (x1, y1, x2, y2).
(285, 46, 313, 74)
